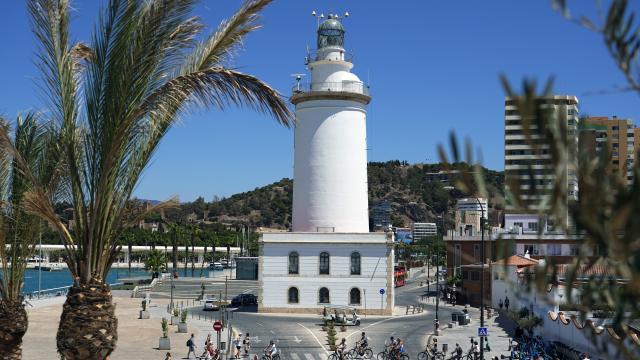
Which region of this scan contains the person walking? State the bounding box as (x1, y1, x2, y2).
(244, 332, 251, 356)
(164, 352, 173, 360)
(504, 296, 510, 311)
(499, 298, 503, 310)
(233, 334, 242, 359)
(186, 334, 197, 359)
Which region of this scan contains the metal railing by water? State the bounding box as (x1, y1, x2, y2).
(292, 81, 369, 96)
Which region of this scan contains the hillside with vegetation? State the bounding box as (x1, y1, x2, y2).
(192, 161, 504, 229)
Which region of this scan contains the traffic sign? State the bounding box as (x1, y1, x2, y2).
(213, 320, 222, 332)
(478, 327, 488, 337)
(379, 288, 385, 295)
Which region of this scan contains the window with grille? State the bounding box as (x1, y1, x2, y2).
(318, 287, 330, 304)
(288, 252, 299, 275)
(288, 287, 299, 303)
(319, 252, 330, 275)
(349, 288, 361, 305)
(350, 252, 361, 275)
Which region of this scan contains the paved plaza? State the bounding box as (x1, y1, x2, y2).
(21, 274, 516, 359)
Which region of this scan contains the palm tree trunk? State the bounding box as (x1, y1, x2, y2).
(199, 244, 208, 277)
(183, 243, 188, 278)
(172, 232, 177, 277)
(57, 282, 117, 360)
(0, 298, 28, 360)
(190, 233, 195, 277)
(127, 243, 132, 275)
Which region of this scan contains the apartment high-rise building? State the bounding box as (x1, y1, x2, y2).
(412, 222, 438, 241)
(581, 116, 640, 185)
(504, 95, 579, 218)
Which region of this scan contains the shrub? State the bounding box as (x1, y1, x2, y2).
(161, 318, 169, 338)
(180, 309, 188, 323)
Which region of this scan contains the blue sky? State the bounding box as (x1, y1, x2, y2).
(1, 1, 639, 202)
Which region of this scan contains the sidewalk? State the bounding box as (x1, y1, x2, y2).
(22, 294, 233, 359)
(416, 283, 513, 359)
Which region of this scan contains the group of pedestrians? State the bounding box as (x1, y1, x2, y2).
(182, 333, 222, 359)
(498, 296, 510, 311)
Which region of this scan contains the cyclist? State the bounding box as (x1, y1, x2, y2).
(385, 336, 396, 354)
(450, 343, 463, 360)
(356, 332, 368, 354)
(263, 340, 277, 360)
(337, 338, 347, 360)
(472, 341, 480, 360)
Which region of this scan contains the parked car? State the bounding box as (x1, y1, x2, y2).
(231, 293, 257, 307)
(208, 262, 224, 271)
(203, 297, 219, 311)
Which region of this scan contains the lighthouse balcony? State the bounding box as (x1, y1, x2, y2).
(291, 80, 371, 105)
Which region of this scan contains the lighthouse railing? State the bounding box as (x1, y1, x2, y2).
(292, 81, 369, 96)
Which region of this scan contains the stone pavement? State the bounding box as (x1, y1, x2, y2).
(418, 301, 513, 359)
(22, 293, 232, 360)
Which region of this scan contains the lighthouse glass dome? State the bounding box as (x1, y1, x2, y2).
(317, 18, 344, 49)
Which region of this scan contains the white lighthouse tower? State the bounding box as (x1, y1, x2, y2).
(258, 14, 394, 315)
(291, 16, 371, 233)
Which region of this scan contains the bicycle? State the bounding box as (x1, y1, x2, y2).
(261, 352, 281, 360)
(328, 349, 352, 360)
(417, 349, 445, 360)
(347, 345, 373, 359)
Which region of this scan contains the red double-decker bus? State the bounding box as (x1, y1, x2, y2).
(394, 265, 406, 287)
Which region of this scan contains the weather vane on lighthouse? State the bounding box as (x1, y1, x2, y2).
(311, 10, 349, 28)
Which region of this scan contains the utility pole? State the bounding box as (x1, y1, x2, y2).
(478, 198, 485, 360)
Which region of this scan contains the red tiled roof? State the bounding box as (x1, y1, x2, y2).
(492, 255, 539, 267)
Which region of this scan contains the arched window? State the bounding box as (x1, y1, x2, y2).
(288, 252, 299, 275)
(288, 287, 299, 304)
(319, 252, 330, 275)
(349, 288, 361, 305)
(350, 252, 361, 275)
(319, 287, 330, 304)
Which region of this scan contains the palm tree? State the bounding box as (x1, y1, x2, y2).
(23, 0, 291, 358)
(143, 250, 166, 279)
(0, 114, 61, 359)
(189, 224, 201, 277)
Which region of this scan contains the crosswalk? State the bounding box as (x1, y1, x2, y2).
(232, 352, 329, 360)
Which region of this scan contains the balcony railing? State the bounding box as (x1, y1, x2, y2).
(292, 81, 369, 96)
(305, 50, 354, 64)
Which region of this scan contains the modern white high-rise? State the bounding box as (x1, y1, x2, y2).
(258, 15, 394, 315)
(504, 95, 579, 228)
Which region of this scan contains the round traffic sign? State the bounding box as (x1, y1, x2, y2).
(213, 320, 222, 332)
(379, 288, 385, 295)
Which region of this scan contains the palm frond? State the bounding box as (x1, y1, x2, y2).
(183, 0, 273, 72)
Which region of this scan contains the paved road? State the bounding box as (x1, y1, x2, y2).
(150, 274, 512, 359)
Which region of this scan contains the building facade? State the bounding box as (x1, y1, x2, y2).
(454, 198, 487, 235)
(504, 95, 579, 215)
(582, 116, 640, 185)
(258, 15, 394, 315)
(412, 222, 438, 241)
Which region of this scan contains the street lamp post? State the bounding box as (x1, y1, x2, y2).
(434, 211, 444, 335)
(477, 198, 485, 360)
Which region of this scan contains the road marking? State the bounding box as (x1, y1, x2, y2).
(257, 322, 264, 327)
(270, 330, 275, 334)
(346, 317, 396, 340)
(297, 323, 329, 355)
(294, 336, 302, 343)
(290, 354, 301, 360)
(304, 354, 315, 360)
